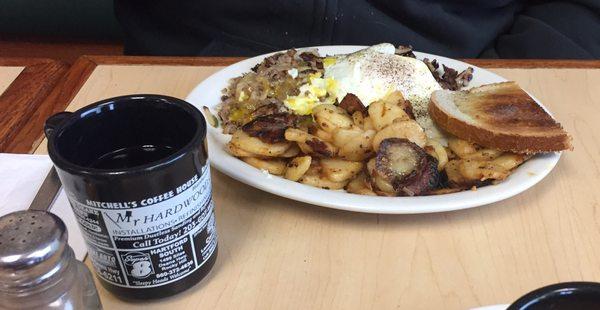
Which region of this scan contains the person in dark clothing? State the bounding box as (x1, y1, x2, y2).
(114, 0, 599, 59)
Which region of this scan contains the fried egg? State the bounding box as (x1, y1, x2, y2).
(324, 43, 444, 141)
(284, 43, 445, 141)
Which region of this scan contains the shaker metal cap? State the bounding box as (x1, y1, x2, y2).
(0, 211, 69, 286)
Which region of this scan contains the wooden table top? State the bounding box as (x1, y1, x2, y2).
(0, 58, 69, 152)
(11, 55, 600, 309)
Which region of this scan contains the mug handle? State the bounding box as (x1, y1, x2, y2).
(44, 112, 73, 139)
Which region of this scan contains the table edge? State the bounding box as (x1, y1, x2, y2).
(87, 55, 600, 68)
(0, 58, 69, 153)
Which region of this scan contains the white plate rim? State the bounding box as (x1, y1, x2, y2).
(185, 45, 561, 214)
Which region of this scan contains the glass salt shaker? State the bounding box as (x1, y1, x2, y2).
(0, 210, 102, 310)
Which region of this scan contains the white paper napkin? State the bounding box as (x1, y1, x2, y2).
(0, 153, 87, 260)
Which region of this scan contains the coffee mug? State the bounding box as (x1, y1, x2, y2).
(45, 95, 218, 299)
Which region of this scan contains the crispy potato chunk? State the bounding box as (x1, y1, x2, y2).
(363, 116, 375, 131)
(352, 111, 365, 129)
(226, 143, 255, 157)
(333, 128, 376, 161)
(230, 130, 291, 157)
(242, 157, 287, 175)
(313, 104, 353, 133)
(448, 138, 502, 160)
(372, 120, 427, 151)
(459, 159, 509, 182)
(368, 91, 411, 131)
(284, 156, 312, 181)
(298, 168, 348, 190)
(285, 128, 337, 157)
(492, 153, 527, 170)
(346, 172, 377, 196)
(280, 144, 301, 158)
(320, 158, 364, 182)
(424, 139, 448, 171)
(312, 128, 333, 142)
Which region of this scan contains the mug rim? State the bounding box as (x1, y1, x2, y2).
(508, 281, 600, 309)
(46, 94, 206, 177)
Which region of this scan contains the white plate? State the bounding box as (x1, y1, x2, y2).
(186, 46, 560, 214)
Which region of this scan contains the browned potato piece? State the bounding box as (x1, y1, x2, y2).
(297, 142, 313, 155)
(491, 153, 527, 170)
(368, 91, 411, 131)
(448, 138, 502, 160)
(366, 158, 395, 194)
(320, 158, 364, 182)
(280, 144, 301, 158)
(298, 169, 348, 190)
(285, 128, 337, 157)
(331, 126, 362, 148)
(312, 128, 333, 142)
(284, 156, 312, 181)
(448, 138, 478, 158)
(336, 129, 376, 161)
(312, 104, 353, 133)
(345, 172, 377, 196)
(231, 130, 291, 157)
(424, 139, 448, 171)
(372, 120, 427, 151)
(444, 160, 464, 186)
(466, 149, 503, 161)
(242, 157, 287, 175)
(459, 159, 509, 182)
(226, 143, 255, 157)
(352, 111, 365, 129)
(363, 116, 375, 131)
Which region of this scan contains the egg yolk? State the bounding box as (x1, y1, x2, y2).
(283, 73, 339, 115)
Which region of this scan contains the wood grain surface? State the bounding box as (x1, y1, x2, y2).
(86, 55, 600, 68)
(0, 58, 69, 153)
(33, 64, 600, 310)
(0, 66, 23, 94)
(3, 57, 95, 153)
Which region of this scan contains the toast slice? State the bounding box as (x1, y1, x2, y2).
(429, 81, 572, 153)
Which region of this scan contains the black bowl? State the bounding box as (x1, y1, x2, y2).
(508, 282, 600, 310)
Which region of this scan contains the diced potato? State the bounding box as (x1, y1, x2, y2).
(284, 156, 312, 181)
(230, 130, 291, 157)
(491, 153, 527, 171)
(368, 91, 411, 131)
(313, 128, 333, 142)
(425, 139, 448, 171)
(280, 144, 300, 158)
(241, 157, 287, 175)
(313, 104, 353, 133)
(346, 172, 377, 196)
(226, 143, 255, 157)
(352, 111, 365, 129)
(298, 170, 348, 190)
(366, 157, 395, 194)
(371, 120, 427, 151)
(447, 138, 502, 160)
(320, 158, 364, 182)
(331, 126, 362, 148)
(363, 116, 375, 131)
(337, 130, 376, 161)
(284, 127, 310, 143)
(285, 128, 337, 157)
(445, 160, 470, 187)
(459, 159, 509, 181)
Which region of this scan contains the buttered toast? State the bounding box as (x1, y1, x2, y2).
(429, 81, 572, 153)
